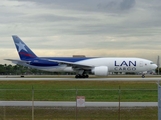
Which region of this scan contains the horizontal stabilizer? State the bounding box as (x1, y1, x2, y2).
(4, 59, 30, 64)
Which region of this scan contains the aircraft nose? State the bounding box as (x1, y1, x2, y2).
(152, 64, 157, 69)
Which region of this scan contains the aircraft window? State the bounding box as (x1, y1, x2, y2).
(150, 62, 154, 64)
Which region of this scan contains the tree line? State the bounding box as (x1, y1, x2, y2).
(0, 64, 73, 75)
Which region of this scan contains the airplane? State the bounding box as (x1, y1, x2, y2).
(5, 35, 157, 78)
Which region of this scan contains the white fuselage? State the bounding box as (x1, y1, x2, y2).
(74, 58, 155, 72)
(21, 57, 157, 73)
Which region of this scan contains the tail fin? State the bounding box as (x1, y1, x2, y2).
(12, 35, 37, 60)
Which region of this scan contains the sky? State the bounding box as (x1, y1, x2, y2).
(1, 0, 161, 64)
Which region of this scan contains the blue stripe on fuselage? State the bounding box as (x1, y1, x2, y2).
(26, 57, 95, 67)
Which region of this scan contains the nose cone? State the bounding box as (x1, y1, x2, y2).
(152, 64, 157, 69)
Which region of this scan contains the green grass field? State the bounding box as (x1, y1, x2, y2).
(0, 78, 159, 120)
(0, 80, 158, 101)
(0, 107, 158, 120)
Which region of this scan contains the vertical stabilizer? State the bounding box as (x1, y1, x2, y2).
(12, 35, 37, 60)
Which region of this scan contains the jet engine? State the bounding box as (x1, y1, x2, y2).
(92, 66, 108, 76)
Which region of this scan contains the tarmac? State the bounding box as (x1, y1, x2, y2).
(0, 77, 161, 81)
(0, 101, 157, 107)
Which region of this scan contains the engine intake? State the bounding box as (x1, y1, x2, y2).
(92, 66, 108, 76)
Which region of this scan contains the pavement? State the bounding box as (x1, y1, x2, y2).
(0, 101, 158, 107)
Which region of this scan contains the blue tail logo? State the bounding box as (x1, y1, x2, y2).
(12, 35, 37, 60)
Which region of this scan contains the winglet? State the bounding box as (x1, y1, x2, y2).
(12, 35, 37, 60)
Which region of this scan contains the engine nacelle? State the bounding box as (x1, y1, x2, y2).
(92, 66, 108, 76)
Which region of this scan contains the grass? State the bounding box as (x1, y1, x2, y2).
(0, 78, 159, 119)
(0, 107, 158, 120)
(0, 80, 158, 101)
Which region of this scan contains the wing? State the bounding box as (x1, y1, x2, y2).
(47, 59, 93, 70)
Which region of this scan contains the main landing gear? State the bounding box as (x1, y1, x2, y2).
(75, 74, 89, 78)
(142, 74, 145, 78)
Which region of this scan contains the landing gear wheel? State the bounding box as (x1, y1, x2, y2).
(82, 74, 89, 78)
(75, 74, 82, 78)
(75, 74, 89, 78)
(142, 75, 145, 78)
(75, 74, 79, 78)
(84, 74, 89, 78)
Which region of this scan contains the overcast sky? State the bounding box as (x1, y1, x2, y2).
(1, 0, 161, 64)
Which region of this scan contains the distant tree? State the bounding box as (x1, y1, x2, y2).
(0, 64, 75, 75)
(155, 67, 161, 75)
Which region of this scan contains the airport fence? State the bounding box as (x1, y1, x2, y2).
(0, 88, 158, 120)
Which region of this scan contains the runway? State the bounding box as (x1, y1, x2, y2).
(0, 101, 157, 107)
(0, 77, 161, 81)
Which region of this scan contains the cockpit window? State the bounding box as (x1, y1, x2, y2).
(150, 62, 154, 64)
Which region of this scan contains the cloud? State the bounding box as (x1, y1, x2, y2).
(1, 0, 161, 64)
(120, 0, 135, 10)
(12, 0, 136, 14)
